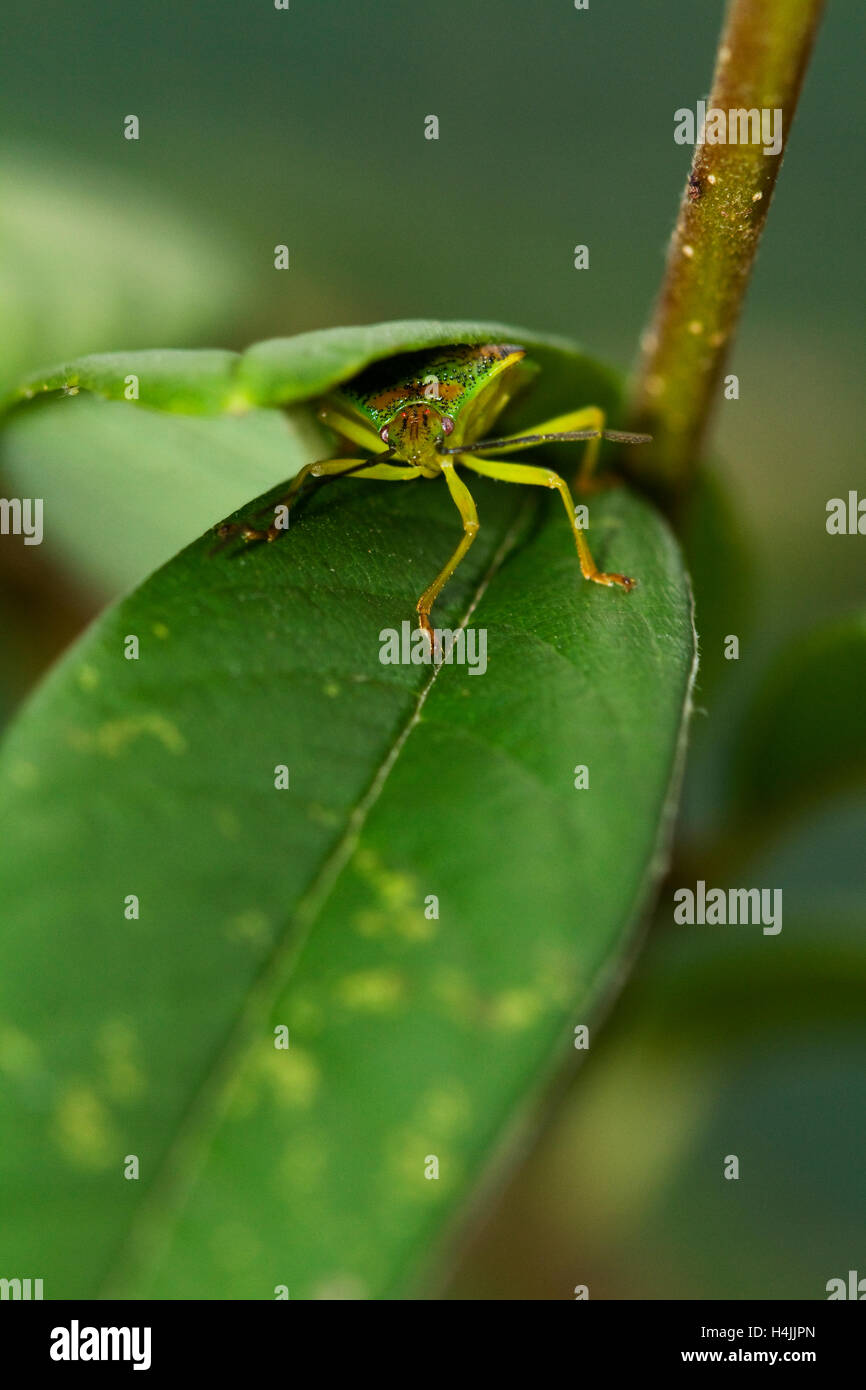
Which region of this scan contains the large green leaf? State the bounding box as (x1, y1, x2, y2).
(0, 323, 695, 1298)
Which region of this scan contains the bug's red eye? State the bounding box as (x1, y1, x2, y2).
(442, 416, 454, 435)
(379, 426, 389, 442)
(423, 407, 429, 417)
(401, 411, 407, 420)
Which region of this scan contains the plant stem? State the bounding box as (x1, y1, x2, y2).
(627, 0, 826, 495)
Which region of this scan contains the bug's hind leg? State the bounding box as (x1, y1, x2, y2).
(457, 453, 635, 592)
(416, 462, 480, 639)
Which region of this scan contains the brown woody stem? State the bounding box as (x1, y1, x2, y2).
(627, 0, 826, 495)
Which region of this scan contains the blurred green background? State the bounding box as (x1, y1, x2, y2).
(1, 0, 863, 1298)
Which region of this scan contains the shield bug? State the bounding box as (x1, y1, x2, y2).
(214, 343, 650, 637)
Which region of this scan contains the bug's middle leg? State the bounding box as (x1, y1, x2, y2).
(486, 407, 607, 490)
(416, 462, 480, 637)
(213, 457, 361, 544)
(457, 453, 635, 591)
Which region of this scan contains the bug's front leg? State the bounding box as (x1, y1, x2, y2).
(416, 463, 480, 639)
(212, 457, 366, 548)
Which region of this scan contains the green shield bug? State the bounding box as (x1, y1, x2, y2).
(215, 342, 650, 637)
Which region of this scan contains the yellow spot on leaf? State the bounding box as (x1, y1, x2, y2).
(8, 760, 39, 789)
(96, 1019, 145, 1102)
(225, 909, 272, 948)
(152, 622, 170, 640)
(334, 969, 405, 1012)
(312, 1274, 369, 1300)
(78, 665, 100, 691)
(0, 1025, 41, 1077)
(384, 1126, 456, 1195)
(259, 1047, 320, 1108)
(55, 1085, 117, 1170)
(68, 712, 186, 757)
(214, 806, 241, 840)
(287, 990, 325, 1036)
(352, 847, 434, 941)
(488, 988, 544, 1031)
(280, 1133, 328, 1193)
(419, 1082, 471, 1135)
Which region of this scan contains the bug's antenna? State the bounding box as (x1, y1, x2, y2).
(599, 430, 654, 445)
(437, 429, 595, 456)
(438, 428, 651, 457)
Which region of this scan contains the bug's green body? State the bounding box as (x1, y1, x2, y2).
(334, 342, 536, 471)
(216, 341, 650, 635)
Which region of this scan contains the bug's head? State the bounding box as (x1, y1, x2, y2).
(379, 402, 453, 468)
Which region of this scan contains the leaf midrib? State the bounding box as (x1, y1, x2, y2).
(98, 494, 537, 1298)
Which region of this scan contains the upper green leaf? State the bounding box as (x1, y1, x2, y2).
(1, 318, 619, 418)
